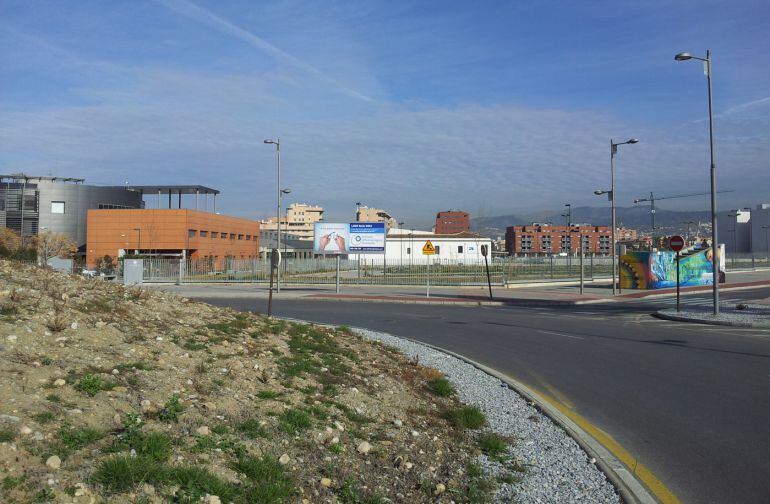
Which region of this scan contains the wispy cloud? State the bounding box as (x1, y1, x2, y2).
(153, 0, 373, 102)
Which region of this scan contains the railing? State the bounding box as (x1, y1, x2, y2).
(137, 255, 618, 286)
(724, 253, 770, 271)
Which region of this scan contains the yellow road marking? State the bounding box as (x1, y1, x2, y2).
(533, 388, 682, 504)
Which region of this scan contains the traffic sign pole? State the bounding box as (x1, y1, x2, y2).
(676, 251, 681, 312)
(668, 236, 685, 312)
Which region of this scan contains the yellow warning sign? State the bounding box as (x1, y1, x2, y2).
(422, 240, 436, 255)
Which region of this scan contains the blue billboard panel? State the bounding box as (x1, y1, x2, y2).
(314, 222, 386, 254)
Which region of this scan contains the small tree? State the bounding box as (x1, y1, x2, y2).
(97, 255, 115, 275)
(0, 227, 21, 252)
(0, 227, 36, 260)
(33, 231, 76, 264)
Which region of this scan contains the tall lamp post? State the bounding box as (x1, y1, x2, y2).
(281, 188, 291, 268)
(597, 138, 639, 294)
(564, 203, 572, 260)
(675, 50, 719, 315)
(133, 227, 141, 255)
(264, 138, 282, 291)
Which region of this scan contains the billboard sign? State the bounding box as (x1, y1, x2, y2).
(314, 222, 386, 254)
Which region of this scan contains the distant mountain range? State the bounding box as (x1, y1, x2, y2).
(471, 206, 711, 238)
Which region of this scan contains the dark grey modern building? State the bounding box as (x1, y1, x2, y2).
(0, 174, 143, 252)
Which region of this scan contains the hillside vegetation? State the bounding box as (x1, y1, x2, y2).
(0, 260, 504, 503)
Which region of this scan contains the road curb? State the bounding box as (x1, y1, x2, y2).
(654, 310, 770, 329)
(278, 316, 659, 504)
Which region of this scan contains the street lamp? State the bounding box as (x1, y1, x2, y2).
(675, 49, 719, 315)
(727, 211, 739, 255)
(604, 137, 639, 294)
(633, 193, 656, 250)
(281, 188, 291, 265)
(264, 138, 282, 292)
(133, 227, 141, 255)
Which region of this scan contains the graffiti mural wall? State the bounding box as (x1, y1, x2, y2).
(619, 247, 725, 289)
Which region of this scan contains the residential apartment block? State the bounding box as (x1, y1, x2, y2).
(260, 203, 324, 241)
(505, 224, 612, 256)
(356, 205, 397, 228)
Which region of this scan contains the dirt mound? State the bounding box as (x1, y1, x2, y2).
(0, 260, 495, 503)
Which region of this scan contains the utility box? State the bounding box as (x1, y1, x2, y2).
(123, 259, 144, 286)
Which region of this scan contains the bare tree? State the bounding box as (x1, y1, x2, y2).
(33, 231, 76, 264)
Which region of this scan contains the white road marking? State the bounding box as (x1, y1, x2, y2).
(538, 330, 584, 340)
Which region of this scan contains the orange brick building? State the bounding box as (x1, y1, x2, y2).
(86, 209, 259, 266)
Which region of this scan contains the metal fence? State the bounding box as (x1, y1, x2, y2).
(137, 255, 619, 286)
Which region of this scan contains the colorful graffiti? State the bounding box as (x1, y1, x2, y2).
(620, 248, 725, 289)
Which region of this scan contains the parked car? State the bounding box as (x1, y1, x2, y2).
(82, 268, 97, 278)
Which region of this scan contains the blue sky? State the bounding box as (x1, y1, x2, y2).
(1, 0, 769, 228)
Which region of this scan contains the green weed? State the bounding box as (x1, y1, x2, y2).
(427, 376, 456, 397)
(237, 418, 268, 439)
(478, 432, 509, 461)
(33, 411, 56, 424)
(231, 455, 295, 503)
(278, 409, 312, 434)
(75, 374, 109, 396)
(443, 405, 486, 429)
(256, 390, 282, 400)
(158, 394, 184, 423)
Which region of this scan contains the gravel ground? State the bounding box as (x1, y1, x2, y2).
(355, 328, 622, 504)
(658, 304, 770, 328)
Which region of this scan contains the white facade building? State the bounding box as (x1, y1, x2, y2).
(717, 208, 751, 254)
(349, 229, 491, 265)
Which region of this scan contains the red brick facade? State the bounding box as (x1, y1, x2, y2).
(505, 224, 613, 255)
(435, 211, 470, 234)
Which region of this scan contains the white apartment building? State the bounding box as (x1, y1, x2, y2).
(356, 205, 397, 229)
(261, 203, 324, 241)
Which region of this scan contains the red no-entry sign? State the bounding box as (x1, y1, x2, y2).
(669, 235, 685, 252)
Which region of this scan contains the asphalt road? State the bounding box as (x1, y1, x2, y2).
(193, 288, 770, 504)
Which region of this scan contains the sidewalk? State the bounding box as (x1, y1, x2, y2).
(154, 269, 770, 307)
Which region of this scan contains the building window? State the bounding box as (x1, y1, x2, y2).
(211, 232, 218, 238)
(435, 246, 440, 254)
(238, 234, 243, 240)
(246, 235, 251, 241)
(200, 231, 208, 237)
(221, 232, 227, 239)
(51, 201, 65, 214)
(407, 247, 411, 255)
(230, 233, 235, 240)
(457, 245, 463, 253)
(189, 229, 197, 238)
